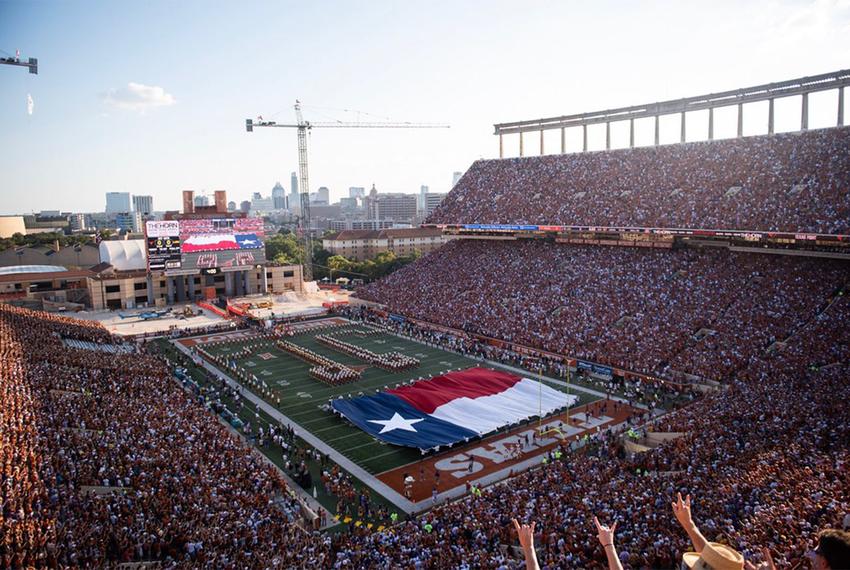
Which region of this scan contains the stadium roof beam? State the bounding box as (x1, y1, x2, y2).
(494, 68, 850, 157)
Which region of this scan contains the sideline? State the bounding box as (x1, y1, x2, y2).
(388, 329, 656, 412)
(172, 338, 420, 514)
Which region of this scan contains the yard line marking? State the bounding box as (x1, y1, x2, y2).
(325, 431, 371, 443)
(342, 440, 388, 453)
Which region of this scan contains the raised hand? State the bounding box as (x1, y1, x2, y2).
(672, 492, 694, 529)
(512, 518, 536, 551)
(744, 547, 777, 570)
(593, 516, 617, 546)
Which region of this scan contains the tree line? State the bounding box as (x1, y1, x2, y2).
(264, 231, 420, 282)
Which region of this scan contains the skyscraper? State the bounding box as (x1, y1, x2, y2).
(419, 185, 429, 213)
(425, 192, 447, 216)
(316, 186, 330, 204)
(115, 211, 142, 233)
(452, 171, 463, 188)
(132, 195, 154, 215)
(365, 186, 417, 221)
(290, 172, 300, 214)
(105, 192, 131, 214)
(272, 181, 286, 209)
(348, 186, 365, 199)
(194, 194, 210, 207)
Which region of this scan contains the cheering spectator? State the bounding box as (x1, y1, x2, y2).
(513, 519, 540, 570)
(810, 530, 850, 570)
(594, 516, 624, 570)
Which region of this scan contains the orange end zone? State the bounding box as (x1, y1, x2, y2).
(376, 399, 640, 503)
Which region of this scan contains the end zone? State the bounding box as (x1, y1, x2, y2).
(376, 398, 640, 503)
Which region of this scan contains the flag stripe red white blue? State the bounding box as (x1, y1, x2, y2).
(331, 367, 576, 449)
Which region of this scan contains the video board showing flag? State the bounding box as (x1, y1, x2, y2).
(331, 367, 577, 449)
(178, 218, 265, 253)
(145, 218, 266, 273)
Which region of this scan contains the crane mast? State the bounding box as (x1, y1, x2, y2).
(294, 102, 314, 280)
(246, 102, 449, 283)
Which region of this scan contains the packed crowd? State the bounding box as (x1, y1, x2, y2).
(357, 239, 850, 383)
(339, 305, 699, 409)
(316, 333, 420, 371)
(2, 289, 848, 567)
(429, 127, 850, 234)
(0, 305, 329, 568)
(321, 464, 389, 522)
(275, 339, 362, 385)
(325, 294, 850, 568)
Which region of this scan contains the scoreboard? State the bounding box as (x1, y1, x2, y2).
(145, 218, 266, 273)
(145, 221, 182, 271)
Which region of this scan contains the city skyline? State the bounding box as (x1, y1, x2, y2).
(2, 0, 850, 215)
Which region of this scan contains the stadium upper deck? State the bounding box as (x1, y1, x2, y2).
(428, 127, 850, 236)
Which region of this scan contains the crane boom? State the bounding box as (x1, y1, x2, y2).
(246, 101, 449, 283)
(0, 53, 38, 74)
(249, 121, 448, 128)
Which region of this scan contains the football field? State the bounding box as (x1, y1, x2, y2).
(179, 319, 599, 477)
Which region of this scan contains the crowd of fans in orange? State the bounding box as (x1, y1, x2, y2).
(2, 298, 848, 568)
(429, 127, 850, 235)
(358, 240, 849, 384)
(3, 126, 850, 568)
(0, 305, 328, 568)
(326, 297, 850, 568)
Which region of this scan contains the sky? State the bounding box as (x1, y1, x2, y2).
(1, 0, 849, 214)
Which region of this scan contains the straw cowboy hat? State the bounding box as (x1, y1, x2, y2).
(682, 542, 745, 570)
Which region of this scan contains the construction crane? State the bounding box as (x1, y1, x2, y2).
(246, 100, 449, 281)
(0, 49, 37, 74)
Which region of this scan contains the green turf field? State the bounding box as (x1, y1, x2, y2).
(197, 321, 600, 476)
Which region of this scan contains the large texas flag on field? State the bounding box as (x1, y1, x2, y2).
(331, 367, 577, 449)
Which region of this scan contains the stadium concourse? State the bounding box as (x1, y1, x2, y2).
(2, 130, 850, 570)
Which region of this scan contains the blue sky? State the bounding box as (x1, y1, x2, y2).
(1, 0, 849, 214)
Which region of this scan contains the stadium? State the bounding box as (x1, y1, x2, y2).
(3, 64, 850, 570)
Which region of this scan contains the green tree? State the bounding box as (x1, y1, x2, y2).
(327, 255, 353, 273)
(265, 233, 304, 265)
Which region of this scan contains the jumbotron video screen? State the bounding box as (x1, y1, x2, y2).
(145, 218, 266, 272)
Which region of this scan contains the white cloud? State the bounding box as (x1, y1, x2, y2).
(102, 82, 175, 111)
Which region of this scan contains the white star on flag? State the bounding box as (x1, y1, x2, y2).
(369, 413, 424, 434)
